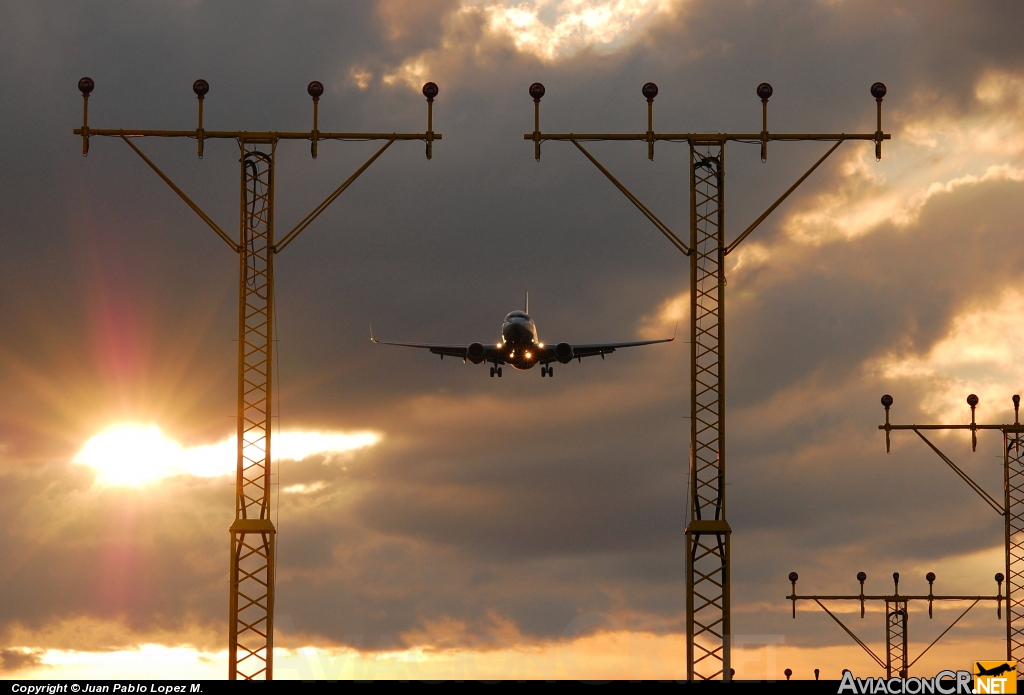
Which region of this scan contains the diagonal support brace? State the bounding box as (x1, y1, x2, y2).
(913, 429, 1004, 515)
(273, 139, 395, 253)
(570, 139, 690, 256)
(120, 136, 239, 252)
(908, 600, 978, 668)
(815, 599, 887, 670)
(725, 139, 843, 255)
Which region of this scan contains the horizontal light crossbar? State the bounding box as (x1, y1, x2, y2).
(78, 128, 440, 141)
(525, 132, 888, 143)
(790, 594, 1002, 601)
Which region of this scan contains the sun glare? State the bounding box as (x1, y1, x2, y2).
(480, 0, 672, 62)
(74, 424, 381, 488)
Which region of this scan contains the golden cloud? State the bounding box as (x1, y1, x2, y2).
(381, 0, 682, 88)
(867, 289, 1024, 423)
(784, 69, 1024, 245)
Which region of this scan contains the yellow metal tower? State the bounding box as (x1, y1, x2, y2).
(74, 77, 441, 679)
(789, 570, 1004, 677)
(881, 394, 1024, 675)
(525, 80, 889, 680)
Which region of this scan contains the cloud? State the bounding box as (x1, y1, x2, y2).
(471, 0, 677, 62)
(379, 0, 680, 88)
(3, 0, 1024, 678)
(0, 648, 45, 674)
(868, 289, 1024, 422)
(785, 68, 1024, 245)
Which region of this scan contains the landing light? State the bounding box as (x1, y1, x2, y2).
(538, 343, 544, 348)
(525, 352, 532, 358)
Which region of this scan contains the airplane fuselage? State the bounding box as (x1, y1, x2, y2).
(499, 311, 541, 370)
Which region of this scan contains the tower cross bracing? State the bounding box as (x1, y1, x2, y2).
(687, 145, 729, 677)
(74, 77, 442, 679)
(881, 394, 1024, 672)
(526, 79, 890, 679)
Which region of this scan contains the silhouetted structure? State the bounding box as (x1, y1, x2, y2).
(789, 570, 1003, 677)
(526, 80, 890, 680)
(74, 78, 441, 679)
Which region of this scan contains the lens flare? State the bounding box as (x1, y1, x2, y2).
(73, 424, 181, 487)
(74, 424, 380, 487)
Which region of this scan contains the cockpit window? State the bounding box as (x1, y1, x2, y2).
(506, 311, 528, 320)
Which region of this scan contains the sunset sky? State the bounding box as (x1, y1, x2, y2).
(1, 0, 1024, 680)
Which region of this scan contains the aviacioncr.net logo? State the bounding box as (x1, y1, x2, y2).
(839, 670, 971, 694)
(974, 662, 1016, 694)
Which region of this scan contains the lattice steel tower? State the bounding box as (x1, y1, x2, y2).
(526, 80, 890, 679)
(881, 393, 1024, 673)
(1009, 404, 1024, 667)
(687, 142, 729, 675)
(74, 77, 442, 679)
(788, 570, 1004, 677)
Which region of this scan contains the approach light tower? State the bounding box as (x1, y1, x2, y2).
(526, 81, 890, 680)
(74, 77, 442, 680)
(880, 394, 1024, 673)
(788, 570, 1004, 678)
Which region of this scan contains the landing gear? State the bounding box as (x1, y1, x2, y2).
(541, 366, 554, 377)
(490, 366, 503, 378)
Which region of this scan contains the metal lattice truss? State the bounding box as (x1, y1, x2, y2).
(230, 529, 275, 678)
(685, 144, 731, 681)
(886, 601, 908, 678)
(880, 400, 1024, 675)
(75, 82, 439, 680)
(238, 150, 274, 521)
(518, 84, 889, 681)
(791, 573, 1002, 680)
(229, 148, 277, 681)
(1005, 430, 1024, 671)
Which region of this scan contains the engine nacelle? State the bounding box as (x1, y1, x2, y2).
(467, 342, 486, 364)
(555, 342, 573, 364)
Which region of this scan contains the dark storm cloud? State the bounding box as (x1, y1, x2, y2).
(729, 178, 1024, 405)
(0, 648, 45, 673)
(0, 459, 231, 650)
(1, 0, 1023, 661)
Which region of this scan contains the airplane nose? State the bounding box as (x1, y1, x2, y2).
(506, 323, 528, 342)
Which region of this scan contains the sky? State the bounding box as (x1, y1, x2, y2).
(1, 0, 1023, 681)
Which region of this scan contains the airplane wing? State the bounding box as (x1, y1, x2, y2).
(371, 338, 485, 360)
(370, 328, 504, 363)
(562, 337, 673, 361)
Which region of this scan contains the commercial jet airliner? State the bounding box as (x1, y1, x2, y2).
(371, 294, 674, 377)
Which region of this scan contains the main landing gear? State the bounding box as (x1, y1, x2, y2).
(541, 366, 554, 377)
(490, 366, 503, 377)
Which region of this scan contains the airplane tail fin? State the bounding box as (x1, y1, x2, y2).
(525, 290, 529, 315)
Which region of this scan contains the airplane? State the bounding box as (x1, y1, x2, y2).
(371, 293, 674, 377)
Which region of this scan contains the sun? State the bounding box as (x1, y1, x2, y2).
(73, 424, 188, 487)
(74, 423, 381, 488)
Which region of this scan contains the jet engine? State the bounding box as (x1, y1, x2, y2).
(466, 342, 486, 364)
(555, 342, 573, 364)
